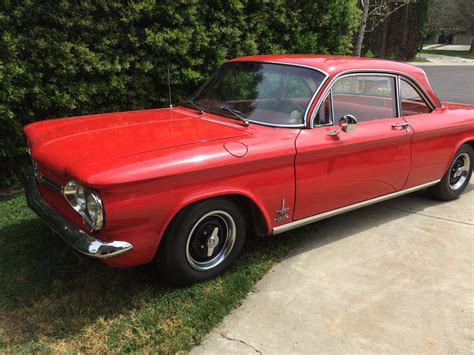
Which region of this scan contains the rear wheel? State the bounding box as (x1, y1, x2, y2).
(158, 198, 246, 285)
(430, 144, 472, 201)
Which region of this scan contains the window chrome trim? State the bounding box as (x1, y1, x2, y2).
(272, 179, 440, 235)
(394, 75, 401, 117)
(397, 76, 403, 118)
(310, 69, 437, 128)
(225, 60, 330, 128)
(311, 72, 399, 128)
(314, 89, 335, 127)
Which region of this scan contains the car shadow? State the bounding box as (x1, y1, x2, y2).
(279, 183, 473, 259)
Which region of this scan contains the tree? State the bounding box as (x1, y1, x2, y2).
(354, 0, 370, 56)
(426, 0, 474, 52)
(354, 0, 410, 56)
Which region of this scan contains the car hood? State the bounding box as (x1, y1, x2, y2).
(25, 107, 249, 180)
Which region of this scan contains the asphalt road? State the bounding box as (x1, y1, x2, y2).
(422, 66, 474, 105)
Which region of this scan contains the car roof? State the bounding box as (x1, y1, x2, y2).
(230, 54, 426, 78)
(230, 54, 441, 109)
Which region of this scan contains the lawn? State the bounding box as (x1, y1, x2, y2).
(0, 194, 306, 352)
(421, 49, 474, 60)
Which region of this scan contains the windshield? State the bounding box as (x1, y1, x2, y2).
(186, 62, 326, 126)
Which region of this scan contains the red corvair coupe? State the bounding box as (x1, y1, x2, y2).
(24, 55, 473, 284)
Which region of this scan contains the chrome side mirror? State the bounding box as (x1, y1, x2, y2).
(339, 115, 357, 133)
(327, 114, 358, 136)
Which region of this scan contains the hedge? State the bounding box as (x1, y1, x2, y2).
(0, 0, 360, 187)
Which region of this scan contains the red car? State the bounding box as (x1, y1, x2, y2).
(24, 55, 473, 284)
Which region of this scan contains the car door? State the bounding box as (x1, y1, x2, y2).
(293, 73, 413, 220)
(396, 77, 471, 188)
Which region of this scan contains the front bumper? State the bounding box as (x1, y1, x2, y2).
(24, 168, 133, 259)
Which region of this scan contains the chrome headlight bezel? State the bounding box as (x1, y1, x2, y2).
(62, 180, 104, 231)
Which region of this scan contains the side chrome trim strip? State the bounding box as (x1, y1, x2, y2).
(39, 175, 62, 193)
(272, 180, 440, 235)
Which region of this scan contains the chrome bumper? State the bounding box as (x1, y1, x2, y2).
(24, 168, 133, 259)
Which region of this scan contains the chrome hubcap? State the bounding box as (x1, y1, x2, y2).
(449, 153, 470, 190)
(186, 210, 236, 271)
(206, 227, 220, 257)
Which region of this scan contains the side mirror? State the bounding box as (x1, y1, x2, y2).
(339, 115, 357, 133)
(327, 114, 358, 136)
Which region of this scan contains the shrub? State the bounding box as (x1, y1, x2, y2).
(0, 0, 360, 187)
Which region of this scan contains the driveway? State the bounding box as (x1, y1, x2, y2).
(194, 185, 473, 354)
(193, 68, 474, 354)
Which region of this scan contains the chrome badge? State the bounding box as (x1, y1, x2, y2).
(274, 197, 290, 221)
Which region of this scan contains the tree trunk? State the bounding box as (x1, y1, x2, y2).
(381, 17, 389, 58)
(354, 0, 370, 56)
(401, 2, 410, 59)
(470, 36, 474, 53)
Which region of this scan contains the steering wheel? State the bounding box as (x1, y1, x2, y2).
(275, 100, 305, 124)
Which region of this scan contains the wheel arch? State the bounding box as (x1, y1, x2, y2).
(465, 140, 474, 151)
(157, 190, 272, 254)
(444, 138, 474, 173)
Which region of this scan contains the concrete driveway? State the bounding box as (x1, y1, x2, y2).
(194, 184, 473, 354)
(193, 66, 474, 354)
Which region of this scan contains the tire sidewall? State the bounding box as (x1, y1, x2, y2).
(161, 198, 246, 285)
(436, 144, 473, 200)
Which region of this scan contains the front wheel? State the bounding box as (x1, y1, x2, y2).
(158, 198, 246, 285)
(430, 144, 472, 201)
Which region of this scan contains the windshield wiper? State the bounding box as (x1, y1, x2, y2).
(178, 100, 207, 113)
(217, 106, 250, 126)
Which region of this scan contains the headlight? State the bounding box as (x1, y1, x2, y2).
(63, 180, 104, 231)
(63, 180, 87, 212)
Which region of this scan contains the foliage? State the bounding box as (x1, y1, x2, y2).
(0, 193, 309, 352)
(0, 0, 360, 187)
(364, 49, 376, 58)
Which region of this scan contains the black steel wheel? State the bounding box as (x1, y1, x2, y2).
(430, 144, 473, 201)
(158, 198, 246, 285)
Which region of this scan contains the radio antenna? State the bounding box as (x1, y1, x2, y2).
(167, 65, 173, 108)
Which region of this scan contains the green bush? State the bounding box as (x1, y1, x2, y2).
(0, 0, 360, 187)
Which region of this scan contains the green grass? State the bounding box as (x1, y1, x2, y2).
(421, 49, 474, 60)
(0, 194, 307, 352)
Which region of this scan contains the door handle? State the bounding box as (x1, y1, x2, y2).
(391, 123, 410, 130)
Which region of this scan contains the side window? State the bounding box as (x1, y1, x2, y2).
(314, 94, 332, 125)
(400, 79, 431, 116)
(331, 75, 397, 123)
